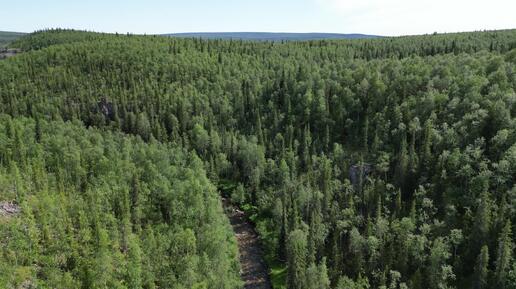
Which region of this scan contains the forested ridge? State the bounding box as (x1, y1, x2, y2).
(0, 29, 515, 289)
(0, 116, 240, 289)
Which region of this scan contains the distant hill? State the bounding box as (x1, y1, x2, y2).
(0, 31, 26, 47)
(165, 32, 381, 41)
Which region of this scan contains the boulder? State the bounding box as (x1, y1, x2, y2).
(0, 201, 20, 217)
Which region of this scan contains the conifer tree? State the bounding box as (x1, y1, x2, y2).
(473, 245, 489, 289)
(494, 221, 513, 289)
(287, 229, 308, 289)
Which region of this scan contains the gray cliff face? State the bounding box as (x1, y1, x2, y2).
(349, 163, 373, 188)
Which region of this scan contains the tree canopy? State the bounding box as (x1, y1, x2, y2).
(0, 28, 515, 289)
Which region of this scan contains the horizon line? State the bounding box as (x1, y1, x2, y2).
(2, 27, 515, 38)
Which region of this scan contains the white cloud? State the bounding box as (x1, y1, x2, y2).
(315, 0, 516, 36)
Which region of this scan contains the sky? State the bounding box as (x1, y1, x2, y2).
(0, 0, 515, 36)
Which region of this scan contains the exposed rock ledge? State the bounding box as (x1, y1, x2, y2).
(0, 201, 20, 217)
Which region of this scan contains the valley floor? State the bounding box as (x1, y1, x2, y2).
(223, 198, 273, 289)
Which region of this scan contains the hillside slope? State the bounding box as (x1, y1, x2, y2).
(1, 29, 515, 289)
(0, 116, 241, 288)
(0, 31, 26, 47)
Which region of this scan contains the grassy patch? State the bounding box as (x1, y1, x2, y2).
(269, 259, 287, 289)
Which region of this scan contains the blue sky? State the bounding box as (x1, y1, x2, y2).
(1, 0, 515, 36)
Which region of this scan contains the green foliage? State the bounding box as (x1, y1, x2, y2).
(0, 116, 240, 288)
(0, 28, 515, 289)
(0, 31, 25, 48)
(231, 183, 246, 205)
(287, 229, 308, 289)
(473, 245, 489, 289)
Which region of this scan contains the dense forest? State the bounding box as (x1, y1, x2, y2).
(0, 116, 240, 289)
(0, 29, 515, 289)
